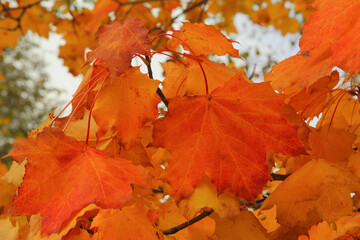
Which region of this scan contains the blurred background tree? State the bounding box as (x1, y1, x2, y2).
(0, 35, 59, 163)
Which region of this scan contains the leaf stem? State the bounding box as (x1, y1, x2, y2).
(163, 209, 214, 235)
(150, 50, 187, 65)
(62, 72, 106, 132)
(318, 91, 347, 157)
(144, 55, 169, 107)
(84, 74, 108, 150)
(151, 33, 209, 96)
(50, 69, 106, 126)
(271, 173, 290, 181)
(176, 76, 187, 97)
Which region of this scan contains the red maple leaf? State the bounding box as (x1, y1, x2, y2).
(153, 71, 305, 200)
(85, 18, 150, 76)
(6, 127, 147, 234)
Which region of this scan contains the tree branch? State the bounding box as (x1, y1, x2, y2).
(145, 55, 169, 107)
(0, 0, 43, 33)
(115, 0, 177, 6)
(166, 0, 207, 28)
(163, 209, 214, 235)
(196, 0, 208, 23)
(0, 0, 42, 13)
(271, 173, 290, 181)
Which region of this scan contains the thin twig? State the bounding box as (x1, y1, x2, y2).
(157, 88, 169, 107)
(114, 0, 176, 6)
(196, 0, 208, 23)
(145, 55, 169, 107)
(271, 173, 290, 181)
(249, 64, 256, 80)
(163, 209, 214, 235)
(0, 0, 42, 13)
(0, 0, 43, 33)
(65, 0, 79, 37)
(152, 186, 164, 193)
(166, 0, 207, 28)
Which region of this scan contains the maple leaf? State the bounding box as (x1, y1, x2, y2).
(262, 159, 360, 230)
(91, 204, 158, 240)
(264, 45, 332, 95)
(86, 18, 151, 76)
(6, 127, 147, 234)
(300, 0, 360, 73)
(153, 71, 305, 200)
(92, 67, 160, 147)
(167, 22, 239, 57)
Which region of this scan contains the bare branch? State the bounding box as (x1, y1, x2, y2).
(163, 209, 214, 235)
(271, 173, 290, 181)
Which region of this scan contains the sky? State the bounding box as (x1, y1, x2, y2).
(33, 12, 301, 115)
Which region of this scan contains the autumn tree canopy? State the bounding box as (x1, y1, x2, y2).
(1, 0, 360, 240)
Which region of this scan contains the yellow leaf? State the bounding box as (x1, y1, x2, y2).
(212, 209, 268, 240)
(254, 205, 281, 233)
(262, 159, 360, 229)
(1, 160, 26, 186)
(0, 218, 19, 240)
(179, 177, 240, 219)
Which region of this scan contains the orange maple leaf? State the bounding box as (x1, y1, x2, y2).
(265, 45, 332, 95)
(92, 67, 160, 147)
(167, 22, 239, 57)
(300, 0, 360, 73)
(153, 71, 305, 200)
(86, 18, 150, 76)
(6, 128, 147, 234)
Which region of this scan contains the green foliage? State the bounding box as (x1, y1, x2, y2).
(0, 35, 59, 161)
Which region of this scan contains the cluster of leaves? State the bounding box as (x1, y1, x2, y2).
(0, 0, 312, 75)
(1, 0, 360, 240)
